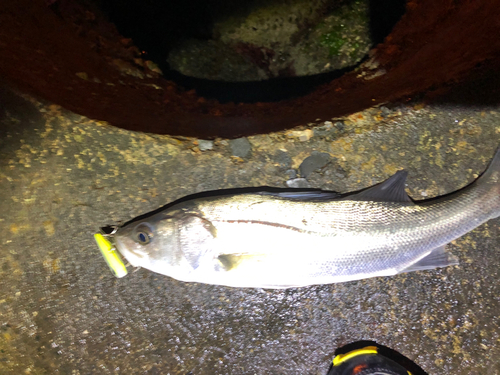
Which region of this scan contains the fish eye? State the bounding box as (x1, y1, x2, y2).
(134, 223, 154, 245)
(136, 231, 150, 244)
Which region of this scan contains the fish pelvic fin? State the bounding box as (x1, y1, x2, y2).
(399, 246, 458, 274)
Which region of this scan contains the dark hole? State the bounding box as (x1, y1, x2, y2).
(94, 0, 406, 103)
(368, 0, 406, 45)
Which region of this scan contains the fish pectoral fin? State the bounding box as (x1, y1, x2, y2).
(399, 246, 459, 274)
(217, 254, 240, 271)
(347, 170, 414, 203)
(217, 253, 265, 271)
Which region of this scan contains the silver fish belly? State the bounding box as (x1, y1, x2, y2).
(111, 148, 500, 288)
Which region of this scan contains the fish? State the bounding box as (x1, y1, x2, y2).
(109, 147, 500, 289)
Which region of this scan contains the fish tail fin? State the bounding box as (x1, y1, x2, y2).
(476, 146, 500, 218)
(477, 146, 500, 183)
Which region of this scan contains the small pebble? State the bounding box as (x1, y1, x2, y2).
(313, 121, 334, 137)
(335, 121, 345, 132)
(285, 169, 297, 179)
(75, 72, 88, 80)
(274, 150, 292, 170)
(286, 178, 311, 188)
(198, 139, 214, 151)
(380, 106, 391, 118)
(229, 138, 252, 158)
(299, 151, 331, 179)
(286, 129, 314, 142)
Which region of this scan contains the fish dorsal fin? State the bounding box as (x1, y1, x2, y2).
(347, 170, 413, 203)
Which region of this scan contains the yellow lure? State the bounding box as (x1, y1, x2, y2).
(94, 233, 128, 278)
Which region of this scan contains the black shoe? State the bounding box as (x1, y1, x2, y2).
(327, 345, 413, 375)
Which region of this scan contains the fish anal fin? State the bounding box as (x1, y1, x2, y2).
(400, 246, 459, 274)
(347, 170, 413, 203)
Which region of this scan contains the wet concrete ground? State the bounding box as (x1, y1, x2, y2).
(1, 84, 500, 374)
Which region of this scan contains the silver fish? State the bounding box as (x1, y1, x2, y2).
(110, 148, 500, 288)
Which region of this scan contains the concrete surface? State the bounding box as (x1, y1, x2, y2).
(1, 85, 500, 374)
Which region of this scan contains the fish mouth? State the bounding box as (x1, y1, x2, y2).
(112, 232, 149, 269)
(99, 225, 119, 236)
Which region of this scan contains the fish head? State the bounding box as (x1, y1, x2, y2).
(113, 213, 183, 274)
